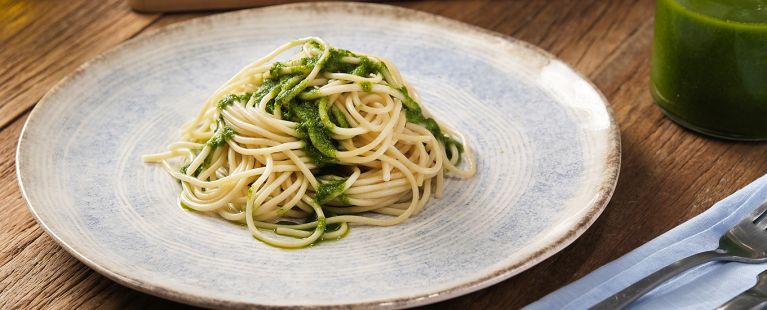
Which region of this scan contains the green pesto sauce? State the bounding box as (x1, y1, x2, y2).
(329, 105, 349, 128)
(179, 146, 206, 177)
(300, 137, 337, 167)
(359, 81, 372, 92)
(269, 62, 286, 78)
(207, 125, 234, 148)
(323, 48, 354, 73)
(314, 210, 350, 242)
(323, 48, 383, 77)
(179, 163, 202, 177)
(338, 193, 352, 206)
(204, 42, 468, 248)
(314, 177, 348, 204)
(351, 56, 382, 77)
(218, 43, 466, 165)
(179, 163, 189, 174)
(180, 122, 234, 179)
(307, 210, 348, 242)
(274, 76, 306, 108)
(254, 79, 278, 104)
(298, 89, 323, 101)
(292, 100, 338, 160)
(398, 87, 464, 161)
(317, 97, 336, 130)
(316, 217, 327, 232)
(217, 92, 253, 110)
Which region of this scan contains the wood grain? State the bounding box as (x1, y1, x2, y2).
(0, 0, 159, 131)
(2, 0, 767, 309)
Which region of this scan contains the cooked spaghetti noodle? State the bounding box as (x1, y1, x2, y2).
(143, 37, 476, 248)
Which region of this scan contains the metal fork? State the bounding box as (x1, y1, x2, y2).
(592, 201, 767, 309)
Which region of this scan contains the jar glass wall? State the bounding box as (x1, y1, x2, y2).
(652, 0, 767, 140)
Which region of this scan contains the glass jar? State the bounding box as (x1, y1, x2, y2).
(652, 0, 767, 140)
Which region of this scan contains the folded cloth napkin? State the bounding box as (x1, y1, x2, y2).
(526, 174, 767, 310)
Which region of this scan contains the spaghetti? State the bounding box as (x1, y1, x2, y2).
(143, 37, 476, 248)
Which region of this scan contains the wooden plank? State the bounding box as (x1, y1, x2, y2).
(399, 0, 655, 77)
(432, 3, 767, 309)
(1, 1, 659, 308)
(0, 114, 183, 310)
(2, 0, 767, 309)
(0, 0, 160, 130)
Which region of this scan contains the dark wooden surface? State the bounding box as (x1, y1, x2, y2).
(2, 0, 766, 308)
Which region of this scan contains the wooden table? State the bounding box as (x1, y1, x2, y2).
(2, 0, 766, 308)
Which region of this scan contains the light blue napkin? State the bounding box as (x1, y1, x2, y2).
(526, 174, 767, 310)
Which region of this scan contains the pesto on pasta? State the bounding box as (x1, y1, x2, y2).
(143, 37, 475, 248)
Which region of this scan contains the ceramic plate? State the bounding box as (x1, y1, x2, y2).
(16, 2, 620, 308)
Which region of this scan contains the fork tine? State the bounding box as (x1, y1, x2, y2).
(749, 200, 767, 224)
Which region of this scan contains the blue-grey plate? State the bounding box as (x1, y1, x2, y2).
(16, 2, 620, 308)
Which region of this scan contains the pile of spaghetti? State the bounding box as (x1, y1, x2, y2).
(143, 37, 475, 248)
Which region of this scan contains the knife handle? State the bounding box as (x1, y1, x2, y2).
(717, 271, 767, 310)
(716, 289, 767, 310)
(128, 0, 331, 13)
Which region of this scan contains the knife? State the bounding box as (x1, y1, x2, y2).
(128, 0, 334, 13)
(717, 269, 767, 310)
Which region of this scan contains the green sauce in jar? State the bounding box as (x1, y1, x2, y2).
(652, 0, 767, 140)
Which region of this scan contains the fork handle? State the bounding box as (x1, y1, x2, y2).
(591, 250, 726, 310)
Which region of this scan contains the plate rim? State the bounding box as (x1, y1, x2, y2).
(16, 2, 621, 308)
